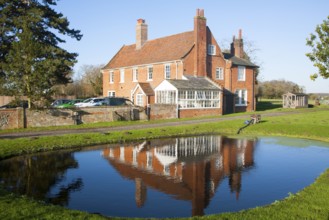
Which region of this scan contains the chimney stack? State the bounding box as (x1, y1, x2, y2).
(194, 8, 207, 77)
(136, 19, 147, 50)
(230, 29, 244, 58)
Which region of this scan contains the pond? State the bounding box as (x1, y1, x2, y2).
(0, 135, 329, 218)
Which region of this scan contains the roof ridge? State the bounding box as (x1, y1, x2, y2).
(122, 30, 194, 48)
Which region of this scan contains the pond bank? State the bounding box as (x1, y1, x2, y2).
(0, 107, 329, 219)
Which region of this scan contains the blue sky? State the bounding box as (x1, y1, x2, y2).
(55, 0, 329, 93)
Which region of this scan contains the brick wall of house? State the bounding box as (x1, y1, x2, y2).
(103, 61, 184, 101)
(183, 48, 195, 75)
(179, 108, 222, 118)
(231, 66, 255, 112)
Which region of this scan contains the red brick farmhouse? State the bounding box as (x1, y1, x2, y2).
(102, 9, 258, 118)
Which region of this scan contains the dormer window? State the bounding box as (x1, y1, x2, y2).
(208, 44, 216, 55)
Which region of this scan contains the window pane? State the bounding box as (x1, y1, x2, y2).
(137, 94, 143, 106)
(187, 91, 195, 99)
(165, 65, 171, 79)
(148, 66, 153, 80)
(235, 90, 240, 105)
(238, 66, 245, 81)
(133, 68, 138, 81)
(213, 91, 219, 99)
(110, 71, 114, 83)
(241, 90, 246, 104)
(179, 91, 186, 99)
(120, 69, 124, 82)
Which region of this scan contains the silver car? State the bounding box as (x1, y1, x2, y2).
(74, 98, 105, 107)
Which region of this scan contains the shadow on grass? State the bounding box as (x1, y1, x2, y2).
(256, 101, 282, 111)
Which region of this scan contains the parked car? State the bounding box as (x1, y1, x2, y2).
(74, 98, 106, 107)
(51, 99, 71, 107)
(103, 97, 134, 106)
(56, 99, 84, 109)
(0, 100, 28, 109)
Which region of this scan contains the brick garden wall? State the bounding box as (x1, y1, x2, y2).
(0, 108, 24, 130)
(1, 105, 223, 130)
(0, 106, 147, 130)
(149, 104, 177, 120)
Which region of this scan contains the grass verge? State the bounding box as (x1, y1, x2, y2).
(0, 107, 329, 219)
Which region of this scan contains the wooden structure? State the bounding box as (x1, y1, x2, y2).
(282, 92, 308, 108)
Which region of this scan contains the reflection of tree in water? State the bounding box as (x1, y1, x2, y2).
(0, 150, 82, 206)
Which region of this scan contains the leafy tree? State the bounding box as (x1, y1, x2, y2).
(306, 16, 329, 81)
(0, 0, 82, 108)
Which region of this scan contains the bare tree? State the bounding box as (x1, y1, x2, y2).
(258, 79, 304, 99)
(78, 64, 104, 97)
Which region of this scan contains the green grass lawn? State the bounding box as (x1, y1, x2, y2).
(1, 102, 329, 219)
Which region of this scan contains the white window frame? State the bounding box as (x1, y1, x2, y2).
(177, 90, 220, 109)
(147, 66, 153, 81)
(109, 71, 114, 84)
(108, 91, 115, 97)
(120, 69, 125, 83)
(238, 66, 246, 81)
(164, 64, 171, 79)
(208, 44, 216, 55)
(216, 67, 224, 80)
(133, 68, 138, 82)
(136, 93, 144, 106)
(156, 90, 176, 104)
(235, 89, 247, 106)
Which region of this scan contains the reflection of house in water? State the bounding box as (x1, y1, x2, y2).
(102, 136, 255, 216)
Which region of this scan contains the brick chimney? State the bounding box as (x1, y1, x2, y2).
(136, 19, 147, 50)
(230, 29, 244, 58)
(194, 9, 207, 77)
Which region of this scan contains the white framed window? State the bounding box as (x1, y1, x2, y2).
(235, 89, 247, 106)
(108, 91, 115, 97)
(177, 90, 220, 109)
(136, 93, 144, 106)
(109, 71, 114, 84)
(147, 66, 153, 81)
(164, 64, 171, 79)
(156, 90, 176, 104)
(208, 44, 216, 55)
(120, 69, 125, 83)
(238, 66, 246, 81)
(133, 68, 138, 82)
(216, 67, 224, 80)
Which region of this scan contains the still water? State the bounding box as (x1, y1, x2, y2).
(1, 136, 329, 218)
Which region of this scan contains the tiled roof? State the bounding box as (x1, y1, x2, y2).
(223, 53, 259, 68)
(138, 83, 154, 96)
(167, 75, 221, 90)
(103, 31, 194, 70)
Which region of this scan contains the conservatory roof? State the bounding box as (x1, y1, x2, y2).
(166, 76, 221, 90)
